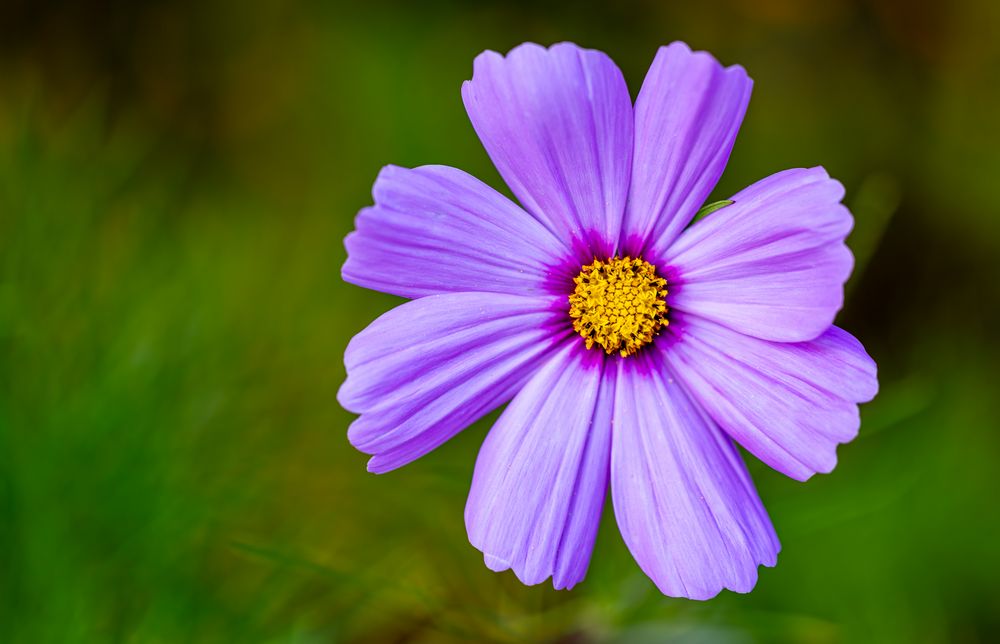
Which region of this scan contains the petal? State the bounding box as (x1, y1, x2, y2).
(463, 42, 633, 256)
(466, 344, 613, 589)
(622, 42, 752, 256)
(664, 315, 878, 481)
(343, 165, 570, 299)
(338, 292, 566, 473)
(664, 167, 855, 342)
(611, 353, 779, 600)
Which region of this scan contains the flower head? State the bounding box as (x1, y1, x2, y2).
(569, 256, 668, 357)
(338, 41, 878, 599)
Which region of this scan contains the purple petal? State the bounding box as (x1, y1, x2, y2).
(664, 167, 855, 342)
(463, 42, 633, 257)
(611, 353, 779, 600)
(338, 292, 566, 473)
(343, 165, 570, 299)
(466, 345, 613, 589)
(664, 315, 878, 481)
(622, 42, 752, 256)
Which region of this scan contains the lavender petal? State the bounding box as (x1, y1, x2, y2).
(344, 164, 570, 299)
(339, 292, 566, 473)
(465, 344, 614, 589)
(622, 42, 752, 256)
(463, 42, 633, 257)
(665, 315, 878, 481)
(611, 352, 780, 600)
(664, 167, 855, 342)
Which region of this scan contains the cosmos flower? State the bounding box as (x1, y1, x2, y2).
(338, 41, 878, 599)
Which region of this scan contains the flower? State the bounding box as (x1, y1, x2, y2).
(338, 41, 878, 599)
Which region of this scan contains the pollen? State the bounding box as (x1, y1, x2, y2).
(568, 256, 668, 358)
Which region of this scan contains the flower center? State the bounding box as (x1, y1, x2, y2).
(568, 256, 668, 357)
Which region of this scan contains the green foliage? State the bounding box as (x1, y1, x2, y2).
(692, 199, 734, 222)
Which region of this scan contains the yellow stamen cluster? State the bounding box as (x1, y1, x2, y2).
(568, 256, 668, 357)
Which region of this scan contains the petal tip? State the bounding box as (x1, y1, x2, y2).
(483, 553, 512, 573)
(668, 553, 780, 600)
(365, 453, 399, 474)
(469, 47, 504, 73)
(478, 550, 570, 589)
(551, 576, 580, 591)
(661, 40, 694, 57)
(660, 41, 751, 78)
(860, 371, 880, 403)
(336, 379, 357, 413)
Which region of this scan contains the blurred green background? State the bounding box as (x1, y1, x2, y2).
(1, 0, 999, 642)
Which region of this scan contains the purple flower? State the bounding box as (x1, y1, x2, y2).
(338, 41, 878, 599)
